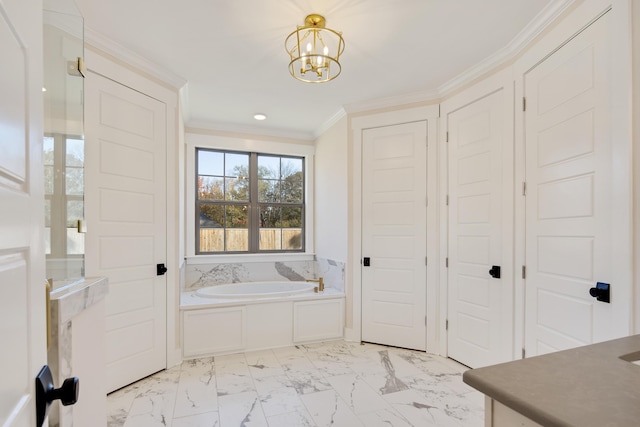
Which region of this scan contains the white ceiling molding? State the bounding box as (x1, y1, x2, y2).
(437, 0, 576, 97)
(313, 108, 347, 140)
(84, 26, 188, 90)
(186, 120, 315, 143)
(342, 88, 440, 115)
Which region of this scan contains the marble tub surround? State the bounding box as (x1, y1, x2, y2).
(48, 276, 109, 427)
(185, 257, 345, 292)
(316, 257, 345, 293)
(107, 340, 483, 427)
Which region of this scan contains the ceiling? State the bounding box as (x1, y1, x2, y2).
(74, 0, 559, 140)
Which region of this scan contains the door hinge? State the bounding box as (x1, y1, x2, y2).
(522, 182, 527, 196)
(446, 319, 449, 331)
(522, 348, 526, 358)
(522, 265, 526, 279)
(425, 257, 428, 266)
(446, 257, 449, 268)
(523, 97, 527, 111)
(426, 196, 428, 207)
(425, 315, 427, 326)
(446, 131, 449, 143)
(446, 195, 449, 206)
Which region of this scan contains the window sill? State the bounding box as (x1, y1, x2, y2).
(186, 253, 316, 265)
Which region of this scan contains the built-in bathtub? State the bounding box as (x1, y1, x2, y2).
(180, 281, 345, 358)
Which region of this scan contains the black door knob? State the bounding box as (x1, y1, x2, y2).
(157, 263, 168, 276)
(589, 282, 610, 303)
(489, 265, 501, 279)
(35, 365, 79, 427)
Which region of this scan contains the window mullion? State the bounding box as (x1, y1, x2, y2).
(249, 153, 260, 252)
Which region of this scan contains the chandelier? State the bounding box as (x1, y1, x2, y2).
(285, 14, 345, 83)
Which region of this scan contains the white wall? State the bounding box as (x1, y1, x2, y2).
(313, 115, 348, 262)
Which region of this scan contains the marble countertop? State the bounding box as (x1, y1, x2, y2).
(463, 334, 640, 427)
(50, 276, 109, 324)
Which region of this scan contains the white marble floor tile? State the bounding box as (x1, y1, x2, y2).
(384, 388, 470, 427)
(218, 391, 269, 427)
(174, 358, 218, 418)
(266, 409, 316, 427)
(245, 349, 286, 379)
(124, 393, 177, 427)
(357, 408, 414, 427)
(301, 389, 364, 427)
(172, 411, 220, 427)
(326, 373, 391, 414)
(216, 371, 255, 396)
(284, 369, 333, 395)
(108, 340, 486, 427)
(253, 375, 307, 417)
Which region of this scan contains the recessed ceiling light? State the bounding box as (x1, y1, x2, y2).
(42, 87, 47, 92)
(253, 113, 267, 121)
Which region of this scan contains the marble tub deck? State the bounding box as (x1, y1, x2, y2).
(107, 340, 483, 427)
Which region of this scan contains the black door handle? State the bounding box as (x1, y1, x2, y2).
(363, 257, 370, 267)
(589, 282, 610, 303)
(36, 365, 79, 427)
(489, 265, 501, 279)
(157, 263, 168, 276)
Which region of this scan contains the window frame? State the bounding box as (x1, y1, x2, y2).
(194, 147, 307, 255)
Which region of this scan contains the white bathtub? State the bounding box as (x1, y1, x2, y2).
(195, 281, 316, 299)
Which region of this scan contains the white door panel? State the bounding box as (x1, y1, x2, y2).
(85, 73, 167, 392)
(0, 0, 45, 425)
(362, 121, 427, 351)
(524, 12, 622, 355)
(447, 89, 513, 368)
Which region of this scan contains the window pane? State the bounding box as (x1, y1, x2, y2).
(66, 200, 84, 255)
(226, 206, 248, 251)
(44, 199, 51, 255)
(225, 153, 249, 177)
(198, 176, 224, 200)
(226, 177, 249, 201)
(258, 155, 279, 179)
(66, 167, 83, 195)
(66, 138, 84, 167)
(66, 229, 84, 255)
(43, 136, 54, 165)
(281, 157, 302, 178)
(259, 206, 281, 250)
(66, 200, 83, 227)
(258, 179, 280, 203)
(282, 176, 303, 203)
(198, 150, 223, 176)
(44, 165, 54, 195)
(199, 204, 224, 252)
(282, 206, 303, 250)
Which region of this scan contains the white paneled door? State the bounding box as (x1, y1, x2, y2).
(524, 12, 624, 356)
(447, 89, 513, 368)
(85, 72, 167, 392)
(0, 0, 46, 425)
(361, 121, 428, 351)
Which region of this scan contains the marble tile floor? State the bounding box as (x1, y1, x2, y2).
(107, 340, 484, 427)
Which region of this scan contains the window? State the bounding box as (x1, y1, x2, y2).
(196, 148, 305, 254)
(44, 134, 85, 257)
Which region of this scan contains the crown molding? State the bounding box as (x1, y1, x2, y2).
(343, 88, 440, 115)
(186, 120, 315, 143)
(313, 108, 347, 139)
(84, 26, 188, 89)
(437, 0, 576, 97)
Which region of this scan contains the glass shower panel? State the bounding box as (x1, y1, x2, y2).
(43, 0, 85, 284)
